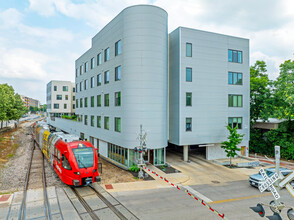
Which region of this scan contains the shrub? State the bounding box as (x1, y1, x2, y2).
(129, 164, 140, 172)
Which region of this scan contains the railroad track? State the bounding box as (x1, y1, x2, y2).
(69, 185, 138, 220)
(18, 138, 52, 220)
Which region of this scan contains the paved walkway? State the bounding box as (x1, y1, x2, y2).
(249, 154, 294, 169)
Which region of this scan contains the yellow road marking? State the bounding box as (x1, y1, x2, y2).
(208, 193, 272, 204)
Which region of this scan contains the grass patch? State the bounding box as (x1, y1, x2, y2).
(8, 154, 14, 158)
(13, 143, 18, 148)
(133, 177, 139, 180)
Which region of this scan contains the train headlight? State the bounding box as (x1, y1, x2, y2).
(74, 172, 80, 175)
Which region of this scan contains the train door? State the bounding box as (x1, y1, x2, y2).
(54, 147, 62, 177)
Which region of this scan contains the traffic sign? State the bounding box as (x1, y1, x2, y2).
(258, 168, 280, 200)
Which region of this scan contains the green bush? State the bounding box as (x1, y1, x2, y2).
(129, 164, 140, 172)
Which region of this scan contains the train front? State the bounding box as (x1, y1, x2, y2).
(69, 142, 101, 186)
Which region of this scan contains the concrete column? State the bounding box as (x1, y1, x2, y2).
(183, 145, 189, 162)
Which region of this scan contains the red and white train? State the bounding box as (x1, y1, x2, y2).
(33, 122, 100, 186)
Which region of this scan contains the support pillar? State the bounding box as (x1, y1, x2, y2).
(183, 145, 189, 162)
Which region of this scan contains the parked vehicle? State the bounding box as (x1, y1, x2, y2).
(249, 167, 294, 188)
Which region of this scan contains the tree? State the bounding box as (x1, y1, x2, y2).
(221, 125, 244, 167)
(250, 61, 273, 122)
(274, 60, 294, 120)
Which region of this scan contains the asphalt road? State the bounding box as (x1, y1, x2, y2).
(112, 180, 294, 220)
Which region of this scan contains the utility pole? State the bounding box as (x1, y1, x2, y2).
(137, 124, 147, 179)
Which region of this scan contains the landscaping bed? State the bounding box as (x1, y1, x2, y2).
(156, 164, 181, 174)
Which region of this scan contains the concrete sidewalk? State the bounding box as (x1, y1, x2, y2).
(249, 154, 294, 169)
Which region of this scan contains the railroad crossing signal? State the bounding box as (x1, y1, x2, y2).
(258, 168, 280, 200)
(267, 212, 282, 220)
(279, 171, 294, 198)
(250, 203, 265, 217)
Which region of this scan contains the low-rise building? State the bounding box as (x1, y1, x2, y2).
(20, 95, 40, 109)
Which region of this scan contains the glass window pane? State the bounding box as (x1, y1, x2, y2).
(228, 95, 233, 107)
(228, 72, 232, 84)
(233, 73, 238, 84)
(233, 118, 237, 123)
(238, 51, 242, 63)
(232, 50, 238, 62)
(233, 96, 238, 107)
(238, 96, 242, 107)
(186, 43, 192, 57)
(238, 73, 242, 85)
(228, 50, 232, 62)
(186, 68, 192, 82)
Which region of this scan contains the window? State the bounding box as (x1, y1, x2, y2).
(91, 57, 95, 69)
(186, 93, 192, 106)
(104, 116, 109, 130)
(228, 117, 242, 129)
(80, 82, 82, 91)
(73, 88, 75, 92)
(91, 96, 94, 107)
(115, 40, 121, 56)
(56, 95, 62, 100)
(97, 74, 102, 86)
(84, 97, 88, 107)
(73, 104, 75, 109)
(54, 104, 59, 109)
(64, 104, 67, 109)
(91, 115, 94, 127)
(65, 95, 68, 100)
(97, 116, 101, 128)
(80, 98, 83, 108)
(76, 84, 78, 93)
(75, 68, 78, 77)
(80, 65, 83, 75)
(73, 96, 75, 101)
(228, 95, 243, 107)
(76, 99, 78, 108)
(104, 94, 109, 106)
(62, 155, 71, 170)
(97, 53, 102, 66)
(84, 115, 88, 125)
(186, 67, 192, 82)
(228, 72, 243, 85)
(186, 43, 192, 57)
(228, 49, 243, 63)
(115, 66, 121, 81)
(115, 92, 121, 106)
(186, 118, 192, 131)
(97, 95, 101, 107)
(115, 117, 121, 132)
(84, 62, 88, 72)
(104, 48, 110, 62)
(84, 79, 88, 90)
(54, 86, 57, 91)
(104, 71, 109, 84)
(63, 86, 68, 91)
(91, 76, 95, 88)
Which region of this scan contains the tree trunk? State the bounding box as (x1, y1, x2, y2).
(1, 121, 2, 129)
(230, 156, 232, 168)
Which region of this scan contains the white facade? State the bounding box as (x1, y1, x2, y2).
(47, 80, 76, 117)
(169, 27, 250, 160)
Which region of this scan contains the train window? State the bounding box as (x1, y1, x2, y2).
(62, 155, 72, 170)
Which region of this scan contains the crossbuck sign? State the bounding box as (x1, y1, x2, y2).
(258, 168, 280, 200)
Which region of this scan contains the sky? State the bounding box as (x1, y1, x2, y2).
(0, 0, 294, 104)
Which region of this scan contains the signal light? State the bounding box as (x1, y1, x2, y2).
(250, 203, 265, 217)
(134, 147, 138, 152)
(139, 150, 142, 153)
(266, 212, 282, 220)
(287, 209, 294, 220)
(74, 172, 80, 175)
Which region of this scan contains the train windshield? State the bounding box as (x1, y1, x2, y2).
(72, 147, 94, 168)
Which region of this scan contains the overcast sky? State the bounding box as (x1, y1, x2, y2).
(0, 0, 294, 104)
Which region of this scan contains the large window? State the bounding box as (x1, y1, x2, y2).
(56, 95, 62, 100)
(97, 95, 101, 107)
(80, 65, 83, 75)
(104, 116, 109, 130)
(76, 84, 78, 93)
(97, 116, 101, 128)
(91, 115, 94, 127)
(97, 74, 101, 86)
(104, 48, 109, 62)
(115, 92, 121, 106)
(154, 148, 165, 165)
(76, 68, 78, 77)
(80, 98, 83, 108)
(84, 115, 88, 125)
(228, 94, 243, 107)
(228, 49, 242, 63)
(186, 67, 192, 82)
(186, 93, 192, 106)
(115, 40, 121, 56)
(84, 79, 88, 90)
(65, 95, 68, 100)
(228, 72, 242, 85)
(115, 66, 121, 81)
(97, 53, 102, 66)
(186, 43, 192, 57)
(54, 104, 59, 109)
(104, 94, 109, 106)
(84, 62, 88, 72)
(64, 104, 67, 109)
(91, 76, 95, 88)
(115, 117, 121, 132)
(63, 86, 68, 91)
(108, 143, 128, 167)
(84, 97, 88, 108)
(91, 96, 94, 107)
(54, 86, 57, 91)
(80, 82, 82, 92)
(91, 57, 95, 69)
(228, 117, 242, 129)
(186, 117, 192, 131)
(76, 99, 78, 108)
(104, 71, 109, 84)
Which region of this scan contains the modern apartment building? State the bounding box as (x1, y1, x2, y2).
(46, 80, 76, 117)
(20, 95, 40, 109)
(48, 5, 249, 168)
(169, 27, 249, 160)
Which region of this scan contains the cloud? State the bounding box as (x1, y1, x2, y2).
(0, 48, 49, 80)
(0, 8, 23, 28)
(29, 0, 56, 16)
